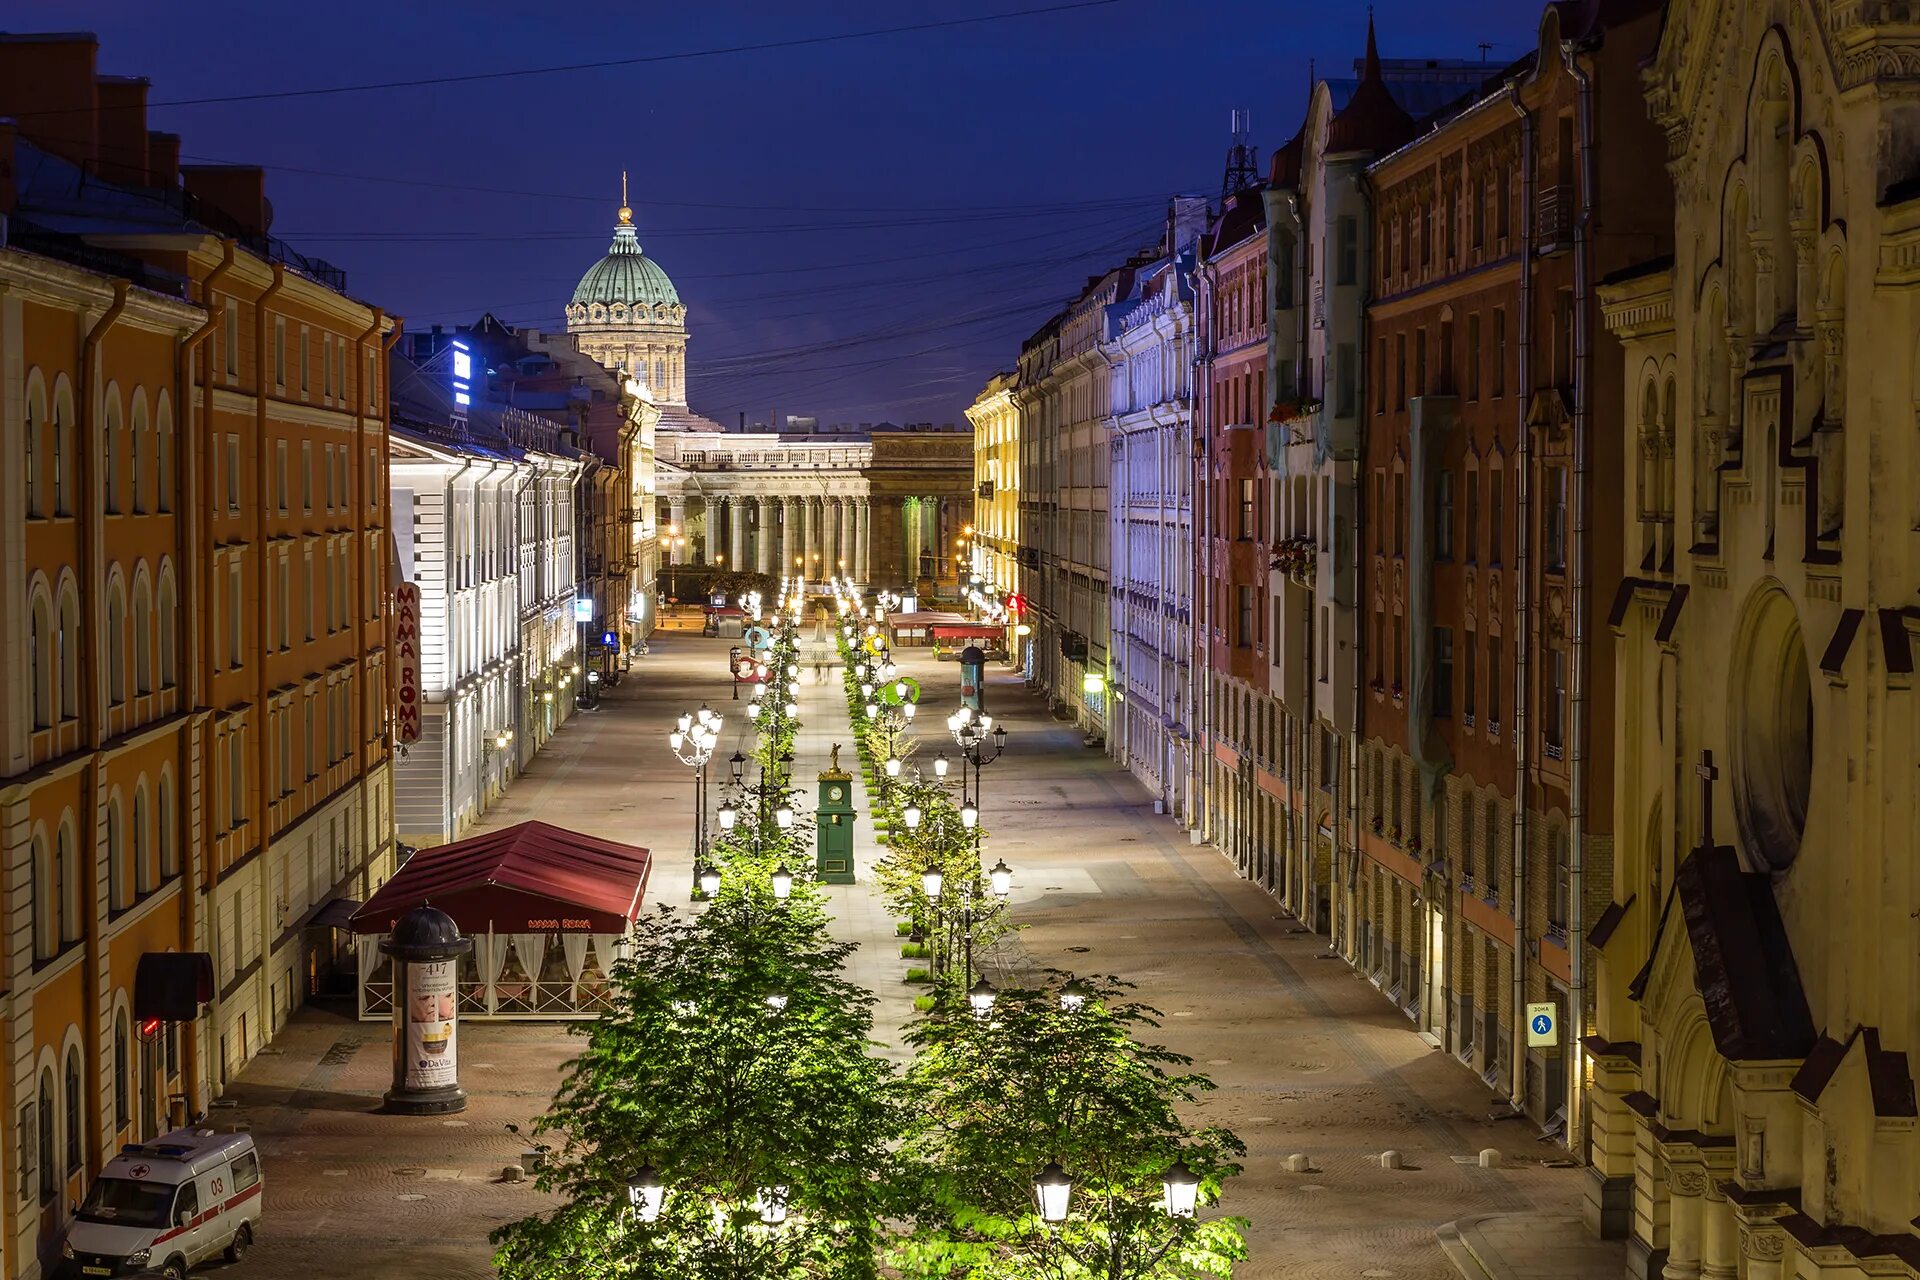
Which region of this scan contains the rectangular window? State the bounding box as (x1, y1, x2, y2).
(1488, 637, 1503, 729)
(1337, 216, 1357, 285)
(1397, 213, 1410, 275)
(276, 560, 289, 650)
(1320, 606, 1330, 681)
(1394, 333, 1407, 409)
(1395, 472, 1407, 556)
(225, 436, 241, 513)
(1236, 587, 1254, 649)
(223, 299, 239, 379)
(1421, 204, 1432, 267)
(368, 448, 379, 506)
(1372, 473, 1385, 553)
(275, 440, 288, 514)
(298, 327, 309, 394)
(273, 317, 286, 388)
(1336, 343, 1356, 418)
(303, 697, 316, 780)
(1438, 319, 1454, 396)
(1472, 175, 1486, 247)
(305, 552, 315, 641)
(1547, 649, 1567, 758)
(1483, 797, 1500, 891)
(228, 734, 244, 828)
(365, 349, 377, 410)
(1414, 328, 1427, 399)
(1490, 467, 1504, 563)
(1466, 470, 1480, 561)
(1392, 616, 1404, 693)
(1547, 465, 1568, 572)
(1238, 479, 1256, 540)
(1493, 308, 1507, 397)
(1276, 235, 1295, 308)
(301, 440, 313, 513)
(1467, 313, 1482, 400)
(1433, 626, 1453, 718)
(1497, 166, 1511, 240)
(278, 708, 291, 795)
(1374, 338, 1388, 414)
(1464, 634, 1477, 723)
(1436, 469, 1455, 560)
(227, 562, 243, 669)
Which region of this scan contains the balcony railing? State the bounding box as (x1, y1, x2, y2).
(1537, 184, 1574, 251)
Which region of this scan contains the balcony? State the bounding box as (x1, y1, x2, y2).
(1536, 184, 1574, 254)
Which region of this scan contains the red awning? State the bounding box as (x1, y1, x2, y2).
(929, 624, 1003, 640)
(348, 820, 650, 935)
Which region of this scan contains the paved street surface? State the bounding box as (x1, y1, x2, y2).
(212, 631, 1610, 1280)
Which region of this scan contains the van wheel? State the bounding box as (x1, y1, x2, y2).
(224, 1222, 253, 1263)
(159, 1259, 187, 1280)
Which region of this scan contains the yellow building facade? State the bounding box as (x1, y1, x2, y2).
(965, 372, 1020, 629)
(1, 36, 399, 1277)
(1592, 4, 1920, 1276)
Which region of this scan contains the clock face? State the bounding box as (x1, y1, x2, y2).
(828, 785, 845, 802)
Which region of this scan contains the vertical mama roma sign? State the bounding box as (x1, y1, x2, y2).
(394, 581, 422, 744)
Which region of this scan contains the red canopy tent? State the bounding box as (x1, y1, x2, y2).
(350, 820, 650, 936)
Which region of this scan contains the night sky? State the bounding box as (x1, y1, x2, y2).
(18, 0, 1543, 428)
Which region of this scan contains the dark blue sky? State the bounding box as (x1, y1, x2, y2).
(20, 0, 1542, 426)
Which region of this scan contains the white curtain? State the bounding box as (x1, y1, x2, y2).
(513, 933, 547, 982)
(562, 934, 591, 1001)
(479, 931, 510, 1011)
(590, 933, 624, 972)
(355, 934, 382, 978)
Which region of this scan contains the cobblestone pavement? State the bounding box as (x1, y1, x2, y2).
(214, 631, 1597, 1280)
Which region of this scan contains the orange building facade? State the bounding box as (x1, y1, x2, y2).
(0, 35, 398, 1277)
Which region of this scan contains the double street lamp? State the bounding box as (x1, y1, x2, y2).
(1031, 1157, 1200, 1225)
(669, 706, 723, 899)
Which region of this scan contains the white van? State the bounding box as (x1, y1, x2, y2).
(60, 1128, 262, 1279)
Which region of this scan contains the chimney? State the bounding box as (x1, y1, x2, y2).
(146, 131, 180, 187)
(93, 74, 149, 185)
(181, 164, 269, 239)
(738, 411, 746, 430)
(0, 33, 101, 171)
(0, 121, 17, 216)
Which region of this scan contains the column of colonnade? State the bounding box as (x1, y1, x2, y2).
(756, 495, 774, 571)
(728, 497, 746, 570)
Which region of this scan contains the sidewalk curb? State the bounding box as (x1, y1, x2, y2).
(1437, 1216, 1499, 1280)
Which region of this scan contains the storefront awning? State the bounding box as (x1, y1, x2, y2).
(134, 952, 214, 1023)
(310, 898, 361, 930)
(348, 820, 650, 936)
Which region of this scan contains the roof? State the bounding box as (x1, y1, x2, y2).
(572, 209, 681, 309)
(1327, 17, 1417, 155)
(349, 821, 650, 935)
(1670, 845, 1815, 1061)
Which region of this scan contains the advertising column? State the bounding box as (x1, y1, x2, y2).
(381, 905, 475, 1115)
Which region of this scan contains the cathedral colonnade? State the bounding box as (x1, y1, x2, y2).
(669, 490, 873, 582)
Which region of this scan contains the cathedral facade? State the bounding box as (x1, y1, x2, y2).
(1591, 4, 1920, 1276)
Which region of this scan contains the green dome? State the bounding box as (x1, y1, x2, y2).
(571, 221, 680, 310)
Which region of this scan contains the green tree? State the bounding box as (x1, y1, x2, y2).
(493, 885, 902, 1280)
(893, 975, 1247, 1280)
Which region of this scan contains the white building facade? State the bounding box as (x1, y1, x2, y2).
(1107, 244, 1198, 815)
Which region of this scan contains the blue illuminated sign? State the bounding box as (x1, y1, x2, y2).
(450, 339, 474, 410)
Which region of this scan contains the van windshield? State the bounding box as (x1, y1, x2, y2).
(77, 1177, 177, 1230)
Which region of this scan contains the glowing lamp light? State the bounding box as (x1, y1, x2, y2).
(718, 803, 738, 831)
(967, 976, 997, 1018)
(1034, 1162, 1072, 1223)
(698, 865, 722, 897)
(989, 858, 1012, 898)
(678, 712, 694, 733)
(628, 1165, 666, 1223)
(1059, 979, 1090, 1011)
(921, 867, 943, 898)
(765, 993, 789, 1014)
(746, 702, 762, 720)
(902, 803, 922, 829)
(755, 1186, 789, 1226)
(934, 754, 950, 778)
(785, 702, 800, 719)
(960, 802, 978, 829)
(865, 701, 879, 719)
(1083, 672, 1106, 695)
(771, 864, 794, 900)
(885, 758, 903, 778)
(902, 702, 916, 721)
(668, 731, 685, 752)
(1015, 623, 1033, 636)
(1162, 1159, 1200, 1219)
(775, 804, 795, 830)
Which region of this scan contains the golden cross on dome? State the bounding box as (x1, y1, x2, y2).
(617, 170, 632, 226)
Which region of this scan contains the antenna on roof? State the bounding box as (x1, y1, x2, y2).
(1222, 108, 1259, 199)
(1478, 41, 1493, 61)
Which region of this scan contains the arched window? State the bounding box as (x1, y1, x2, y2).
(132, 573, 153, 696)
(58, 582, 80, 720)
(133, 784, 152, 895)
(104, 389, 123, 514)
(131, 392, 149, 513)
(106, 577, 128, 705)
(156, 393, 175, 513)
(63, 1048, 82, 1173)
(56, 821, 79, 943)
(53, 378, 73, 517)
(107, 794, 127, 911)
(25, 373, 44, 518)
(30, 835, 53, 960)
(114, 1012, 130, 1131)
(158, 772, 178, 878)
(157, 563, 178, 689)
(38, 1068, 55, 1202)
(30, 591, 52, 730)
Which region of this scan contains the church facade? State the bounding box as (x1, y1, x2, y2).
(1591, 4, 1920, 1277)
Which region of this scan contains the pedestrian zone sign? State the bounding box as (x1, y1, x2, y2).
(1526, 1002, 1559, 1048)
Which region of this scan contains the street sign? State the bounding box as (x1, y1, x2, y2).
(573, 598, 595, 622)
(1526, 1002, 1559, 1048)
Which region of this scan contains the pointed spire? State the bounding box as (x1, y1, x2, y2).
(617, 169, 633, 226)
(1363, 8, 1382, 82)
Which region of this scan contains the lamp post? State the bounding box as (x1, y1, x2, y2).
(670, 706, 723, 899)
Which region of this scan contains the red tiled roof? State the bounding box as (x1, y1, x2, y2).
(1327, 17, 1416, 156)
(349, 820, 650, 935)
(1268, 122, 1306, 189)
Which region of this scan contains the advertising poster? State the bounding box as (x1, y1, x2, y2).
(405, 960, 458, 1090)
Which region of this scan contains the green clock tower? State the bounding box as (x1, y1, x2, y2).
(815, 744, 858, 884)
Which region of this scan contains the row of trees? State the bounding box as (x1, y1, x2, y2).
(494, 588, 1247, 1280)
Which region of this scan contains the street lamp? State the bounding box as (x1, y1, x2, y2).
(1059, 979, 1090, 1011)
(1161, 1159, 1200, 1219)
(627, 1165, 665, 1223)
(921, 866, 943, 898)
(670, 709, 724, 900)
(1034, 1161, 1072, 1224)
(902, 802, 922, 829)
(967, 976, 997, 1018)
(934, 753, 950, 778)
(960, 801, 979, 829)
(698, 863, 722, 898)
(989, 858, 1013, 899)
(771, 864, 794, 900)
(755, 1186, 789, 1227)
(764, 993, 789, 1014)
(775, 803, 794, 830)
(718, 800, 738, 831)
